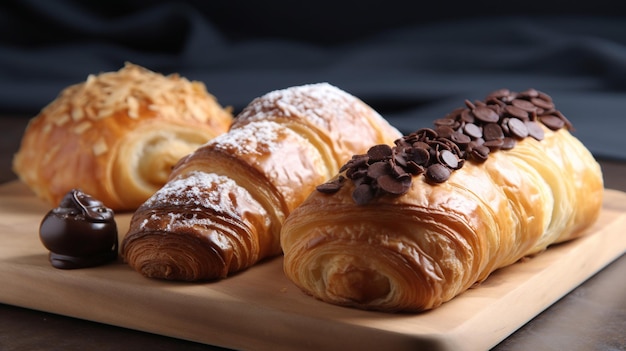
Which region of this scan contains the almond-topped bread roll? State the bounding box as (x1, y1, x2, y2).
(13, 63, 233, 211)
(280, 89, 604, 312)
(121, 83, 402, 281)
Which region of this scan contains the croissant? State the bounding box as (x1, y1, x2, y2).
(121, 83, 402, 280)
(280, 89, 604, 312)
(12, 62, 233, 211)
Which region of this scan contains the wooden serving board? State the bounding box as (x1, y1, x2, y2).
(0, 181, 625, 351)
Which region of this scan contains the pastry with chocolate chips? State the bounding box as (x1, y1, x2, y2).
(281, 89, 603, 312)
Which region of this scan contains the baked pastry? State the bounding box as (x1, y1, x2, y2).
(280, 89, 604, 312)
(12, 62, 233, 211)
(121, 83, 402, 280)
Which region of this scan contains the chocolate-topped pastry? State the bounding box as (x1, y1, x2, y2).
(317, 88, 574, 205)
(39, 189, 118, 269)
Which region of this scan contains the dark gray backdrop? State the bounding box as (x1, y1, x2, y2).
(2, 0, 624, 160)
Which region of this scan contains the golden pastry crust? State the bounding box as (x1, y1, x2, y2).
(280, 91, 603, 312)
(12, 63, 233, 211)
(121, 83, 402, 280)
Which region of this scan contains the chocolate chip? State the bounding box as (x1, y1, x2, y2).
(488, 103, 503, 115)
(511, 99, 537, 112)
(418, 128, 438, 139)
(410, 147, 430, 165)
(554, 110, 574, 130)
(451, 131, 471, 145)
(316, 180, 343, 193)
(472, 106, 500, 123)
(501, 137, 517, 150)
(490, 88, 511, 99)
(539, 115, 565, 130)
(391, 163, 408, 178)
(393, 153, 407, 167)
(426, 163, 451, 183)
(352, 176, 367, 187)
(464, 123, 482, 139)
(531, 97, 554, 111)
(340, 154, 368, 172)
(367, 144, 392, 161)
(346, 167, 368, 180)
(507, 118, 529, 139)
(434, 117, 457, 126)
(412, 141, 430, 150)
(467, 140, 483, 150)
(525, 121, 545, 141)
(436, 125, 455, 138)
(470, 145, 490, 162)
(352, 183, 375, 205)
(504, 105, 529, 120)
(431, 140, 453, 153)
(460, 109, 475, 123)
(405, 161, 425, 175)
(377, 174, 411, 195)
(483, 138, 504, 151)
(483, 123, 504, 141)
(439, 149, 460, 169)
(367, 161, 390, 179)
(500, 117, 511, 135)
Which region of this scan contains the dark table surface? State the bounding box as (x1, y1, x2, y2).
(0, 115, 624, 351)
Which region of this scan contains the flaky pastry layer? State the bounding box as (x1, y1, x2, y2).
(121, 83, 402, 280)
(281, 117, 603, 312)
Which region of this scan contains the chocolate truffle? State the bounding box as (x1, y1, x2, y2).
(39, 189, 118, 269)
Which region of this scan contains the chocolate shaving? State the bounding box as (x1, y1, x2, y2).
(316, 88, 573, 205)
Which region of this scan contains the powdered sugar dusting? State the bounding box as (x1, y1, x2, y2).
(142, 171, 266, 229)
(236, 83, 361, 130)
(209, 120, 281, 155)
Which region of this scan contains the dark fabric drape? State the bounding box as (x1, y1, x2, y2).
(1, 0, 625, 159)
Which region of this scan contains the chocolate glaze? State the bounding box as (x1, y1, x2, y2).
(39, 189, 118, 269)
